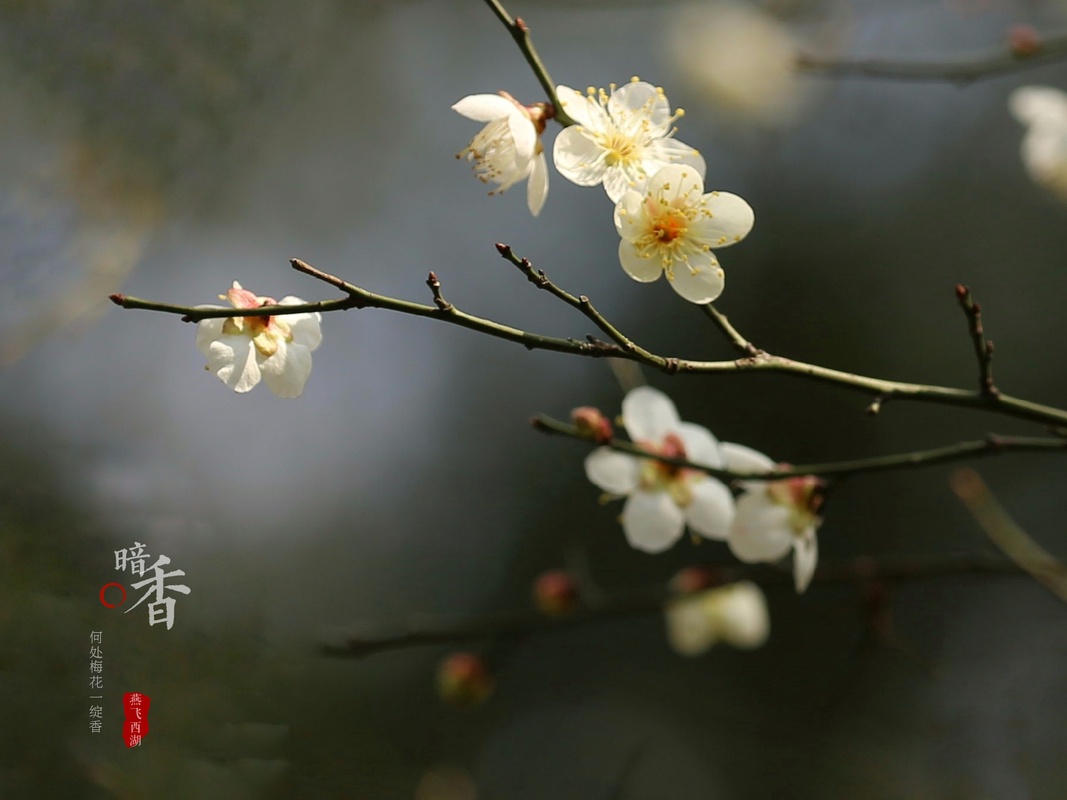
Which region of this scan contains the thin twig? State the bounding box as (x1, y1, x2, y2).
(110, 253, 1067, 430)
(796, 31, 1067, 83)
(320, 555, 1023, 658)
(700, 303, 760, 357)
(480, 0, 575, 126)
(955, 284, 998, 397)
(533, 414, 1067, 481)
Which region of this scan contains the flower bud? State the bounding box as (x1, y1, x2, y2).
(669, 565, 716, 595)
(533, 570, 579, 616)
(1007, 24, 1041, 58)
(436, 652, 494, 709)
(571, 406, 613, 443)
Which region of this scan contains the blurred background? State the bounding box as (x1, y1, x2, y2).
(2, 0, 1067, 797)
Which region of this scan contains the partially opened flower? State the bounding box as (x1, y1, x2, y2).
(553, 78, 705, 202)
(615, 164, 754, 304)
(584, 386, 734, 553)
(665, 581, 770, 655)
(1009, 85, 1067, 201)
(195, 281, 322, 398)
(725, 447, 825, 593)
(453, 92, 549, 216)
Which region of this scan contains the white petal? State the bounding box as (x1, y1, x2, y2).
(646, 138, 706, 179)
(505, 112, 536, 163)
(207, 335, 261, 393)
(675, 422, 724, 469)
(526, 152, 549, 216)
(554, 85, 599, 129)
(719, 442, 775, 475)
(609, 81, 671, 133)
(621, 491, 685, 553)
(664, 594, 718, 656)
(728, 491, 793, 562)
(194, 306, 227, 357)
(648, 163, 703, 201)
(452, 93, 518, 122)
(603, 168, 639, 203)
(683, 477, 735, 541)
(618, 238, 663, 283)
(553, 127, 607, 186)
(622, 386, 681, 442)
(688, 191, 755, 249)
(669, 256, 724, 305)
(277, 300, 324, 352)
(793, 528, 818, 593)
(717, 582, 770, 649)
(259, 341, 314, 398)
(614, 190, 644, 236)
(1009, 86, 1067, 128)
(584, 448, 640, 495)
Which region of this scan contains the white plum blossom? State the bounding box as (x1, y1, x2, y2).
(663, 3, 810, 127)
(195, 281, 323, 398)
(614, 164, 754, 304)
(453, 92, 549, 216)
(553, 78, 705, 202)
(1009, 85, 1067, 201)
(722, 444, 824, 593)
(584, 386, 735, 553)
(665, 581, 770, 655)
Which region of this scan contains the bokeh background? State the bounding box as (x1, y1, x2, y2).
(2, 0, 1067, 797)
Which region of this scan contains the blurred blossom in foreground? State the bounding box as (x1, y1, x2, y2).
(1009, 85, 1067, 202)
(665, 581, 770, 655)
(663, 2, 807, 127)
(195, 281, 323, 398)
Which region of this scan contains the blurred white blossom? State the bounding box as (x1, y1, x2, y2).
(584, 386, 734, 552)
(195, 281, 322, 398)
(663, 2, 807, 127)
(1009, 85, 1067, 202)
(665, 581, 770, 655)
(553, 79, 705, 202)
(453, 92, 549, 216)
(614, 164, 753, 304)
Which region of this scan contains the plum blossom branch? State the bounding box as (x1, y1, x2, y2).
(110, 253, 1067, 428)
(320, 555, 1022, 658)
(533, 414, 1067, 480)
(795, 30, 1067, 83)
(955, 284, 997, 397)
(481, 0, 576, 126)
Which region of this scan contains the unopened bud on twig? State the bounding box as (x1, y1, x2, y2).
(533, 569, 579, 616)
(437, 652, 494, 709)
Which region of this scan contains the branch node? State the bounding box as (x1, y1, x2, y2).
(866, 396, 884, 416)
(426, 272, 453, 312)
(664, 357, 680, 375)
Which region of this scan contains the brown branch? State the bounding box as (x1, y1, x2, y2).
(532, 414, 1067, 481)
(320, 555, 1023, 658)
(955, 284, 998, 397)
(796, 30, 1067, 83)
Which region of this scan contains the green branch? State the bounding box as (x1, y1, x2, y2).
(481, 0, 575, 126)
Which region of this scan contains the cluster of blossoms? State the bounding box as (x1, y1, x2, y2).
(583, 386, 824, 594)
(454, 78, 754, 305)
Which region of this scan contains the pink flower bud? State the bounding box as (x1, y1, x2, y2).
(436, 652, 494, 709)
(571, 406, 613, 443)
(533, 570, 579, 616)
(669, 566, 716, 595)
(1008, 24, 1041, 58)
